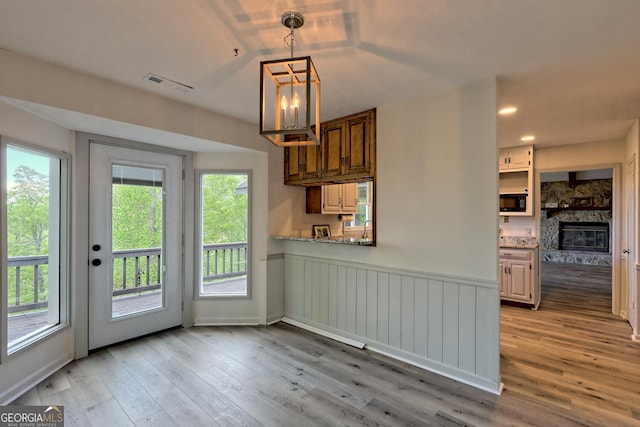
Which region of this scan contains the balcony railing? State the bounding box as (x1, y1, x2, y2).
(8, 242, 248, 315)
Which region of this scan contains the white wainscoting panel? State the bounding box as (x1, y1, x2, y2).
(266, 254, 285, 324)
(283, 254, 501, 394)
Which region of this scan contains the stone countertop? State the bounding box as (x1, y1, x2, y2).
(499, 236, 539, 249)
(272, 235, 374, 246)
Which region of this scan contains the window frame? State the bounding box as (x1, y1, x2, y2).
(344, 181, 374, 232)
(1, 137, 71, 360)
(195, 170, 251, 300)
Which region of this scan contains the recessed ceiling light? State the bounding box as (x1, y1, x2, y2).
(498, 106, 517, 115)
(520, 135, 535, 142)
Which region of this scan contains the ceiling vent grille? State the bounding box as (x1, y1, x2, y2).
(143, 73, 193, 93)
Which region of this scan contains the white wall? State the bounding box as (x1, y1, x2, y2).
(0, 102, 75, 404)
(271, 80, 499, 280)
(193, 151, 269, 325)
(269, 79, 502, 393)
(0, 50, 265, 153)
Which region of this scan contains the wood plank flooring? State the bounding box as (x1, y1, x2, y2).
(500, 262, 640, 427)
(12, 262, 640, 426)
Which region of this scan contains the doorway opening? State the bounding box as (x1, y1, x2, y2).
(538, 167, 618, 314)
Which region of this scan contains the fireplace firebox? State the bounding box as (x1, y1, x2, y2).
(559, 222, 609, 253)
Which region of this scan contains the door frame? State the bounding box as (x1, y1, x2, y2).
(74, 132, 194, 358)
(535, 163, 623, 316)
(627, 154, 638, 337)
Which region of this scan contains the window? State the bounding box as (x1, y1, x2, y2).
(197, 172, 250, 297)
(3, 141, 69, 355)
(345, 181, 374, 229)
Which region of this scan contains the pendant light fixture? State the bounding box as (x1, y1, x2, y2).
(260, 11, 320, 146)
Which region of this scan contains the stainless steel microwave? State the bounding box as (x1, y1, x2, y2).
(500, 194, 527, 212)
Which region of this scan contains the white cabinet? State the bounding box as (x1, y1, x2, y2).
(306, 183, 358, 214)
(323, 183, 358, 214)
(499, 145, 534, 216)
(499, 247, 540, 309)
(499, 146, 531, 171)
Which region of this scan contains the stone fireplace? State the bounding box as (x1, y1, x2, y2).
(540, 175, 612, 265)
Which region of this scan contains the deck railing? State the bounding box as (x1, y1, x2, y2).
(8, 242, 248, 315)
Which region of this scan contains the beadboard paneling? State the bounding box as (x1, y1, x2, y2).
(283, 254, 501, 394)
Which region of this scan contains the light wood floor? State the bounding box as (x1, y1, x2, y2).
(13, 262, 640, 426)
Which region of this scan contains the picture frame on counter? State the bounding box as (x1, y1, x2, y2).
(313, 224, 331, 238)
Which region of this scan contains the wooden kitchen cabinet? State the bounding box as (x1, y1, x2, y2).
(284, 134, 322, 183)
(323, 109, 375, 180)
(284, 109, 376, 185)
(306, 183, 358, 214)
(499, 247, 540, 309)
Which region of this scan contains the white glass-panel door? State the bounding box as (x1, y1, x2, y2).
(88, 143, 182, 350)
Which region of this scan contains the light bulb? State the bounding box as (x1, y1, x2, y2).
(292, 92, 300, 127)
(280, 95, 288, 129)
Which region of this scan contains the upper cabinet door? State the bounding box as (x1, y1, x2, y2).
(323, 122, 345, 178)
(304, 144, 322, 180)
(507, 148, 531, 170)
(341, 182, 359, 213)
(284, 145, 302, 183)
(344, 112, 373, 177)
(499, 146, 531, 171)
(284, 134, 322, 184)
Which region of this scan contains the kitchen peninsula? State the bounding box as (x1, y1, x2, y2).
(272, 235, 374, 246)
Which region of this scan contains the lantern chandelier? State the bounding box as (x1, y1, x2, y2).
(260, 11, 321, 146)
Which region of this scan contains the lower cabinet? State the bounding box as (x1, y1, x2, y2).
(499, 247, 540, 309)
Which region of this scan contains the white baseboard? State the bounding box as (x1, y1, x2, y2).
(266, 313, 283, 325)
(280, 317, 365, 349)
(193, 316, 260, 326)
(0, 354, 72, 405)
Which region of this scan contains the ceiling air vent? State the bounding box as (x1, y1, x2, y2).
(143, 73, 193, 93)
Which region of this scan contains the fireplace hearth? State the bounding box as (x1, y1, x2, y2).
(559, 222, 609, 253)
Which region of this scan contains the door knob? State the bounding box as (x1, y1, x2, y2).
(91, 259, 102, 266)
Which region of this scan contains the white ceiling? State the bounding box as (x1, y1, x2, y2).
(1, 0, 640, 149)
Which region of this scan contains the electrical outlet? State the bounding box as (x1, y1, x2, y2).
(525, 228, 532, 236)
